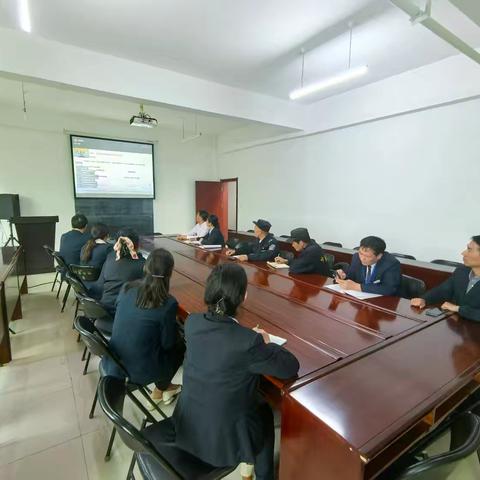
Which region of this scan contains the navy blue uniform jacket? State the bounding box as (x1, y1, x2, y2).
(80, 242, 113, 270)
(102, 287, 181, 384)
(243, 233, 279, 262)
(173, 312, 299, 466)
(94, 251, 145, 312)
(422, 266, 480, 322)
(346, 251, 401, 296)
(201, 227, 225, 247)
(289, 240, 330, 275)
(59, 230, 91, 266)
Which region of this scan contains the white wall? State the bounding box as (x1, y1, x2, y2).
(0, 107, 216, 248)
(217, 96, 480, 262)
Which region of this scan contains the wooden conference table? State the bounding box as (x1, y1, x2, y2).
(140, 236, 480, 480)
(0, 246, 28, 364)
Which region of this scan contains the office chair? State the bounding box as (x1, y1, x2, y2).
(70, 264, 101, 283)
(378, 412, 480, 480)
(399, 275, 426, 300)
(324, 253, 335, 269)
(74, 317, 168, 462)
(392, 253, 416, 261)
(323, 242, 343, 248)
(98, 375, 236, 480)
(431, 259, 463, 268)
(43, 245, 63, 293)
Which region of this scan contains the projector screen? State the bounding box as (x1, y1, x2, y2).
(70, 135, 155, 199)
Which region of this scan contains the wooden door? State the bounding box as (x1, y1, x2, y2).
(195, 181, 228, 240)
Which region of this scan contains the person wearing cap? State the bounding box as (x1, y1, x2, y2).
(226, 219, 279, 262)
(274, 228, 330, 275)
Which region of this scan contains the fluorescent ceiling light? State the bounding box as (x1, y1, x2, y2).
(289, 65, 368, 100)
(18, 0, 31, 33)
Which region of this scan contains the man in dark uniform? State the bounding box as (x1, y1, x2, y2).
(59, 213, 90, 267)
(226, 219, 279, 262)
(274, 227, 330, 275)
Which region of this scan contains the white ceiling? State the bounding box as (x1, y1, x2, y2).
(0, 75, 270, 135)
(0, 0, 479, 104)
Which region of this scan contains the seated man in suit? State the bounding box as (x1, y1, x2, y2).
(411, 236, 480, 321)
(177, 209, 209, 240)
(336, 236, 401, 296)
(226, 219, 279, 262)
(274, 227, 330, 275)
(200, 214, 225, 246)
(59, 213, 90, 267)
(173, 263, 299, 480)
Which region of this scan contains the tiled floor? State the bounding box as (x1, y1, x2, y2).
(1, 273, 479, 480)
(0, 274, 244, 479)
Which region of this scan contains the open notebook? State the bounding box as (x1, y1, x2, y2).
(266, 261, 289, 269)
(325, 283, 382, 300)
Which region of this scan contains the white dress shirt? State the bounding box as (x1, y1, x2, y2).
(187, 221, 209, 238)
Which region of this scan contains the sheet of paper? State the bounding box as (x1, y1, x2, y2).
(324, 283, 382, 299)
(266, 261, 290, 269)
(268, 334, 287, 346)
(200, 245, 223, 249)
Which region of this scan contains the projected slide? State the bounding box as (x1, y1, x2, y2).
(71, 136, 154, 198)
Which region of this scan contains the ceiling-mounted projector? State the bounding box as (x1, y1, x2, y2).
(130, 104, 158, 128)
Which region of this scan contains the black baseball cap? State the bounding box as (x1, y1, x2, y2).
(253, 219, 271, 232)
(289, 227, 311, 243)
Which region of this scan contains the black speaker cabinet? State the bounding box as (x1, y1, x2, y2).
(0, 194, 20, 220)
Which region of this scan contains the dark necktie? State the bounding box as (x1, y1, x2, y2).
(366, 265, 372, 283)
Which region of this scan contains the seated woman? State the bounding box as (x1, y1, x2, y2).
(200, 214, 225, 247)
(101, 248, 184, 403)
(94, 227, 145, 315)
(80, 223, 112, 270)
(172, 263, 299, 480)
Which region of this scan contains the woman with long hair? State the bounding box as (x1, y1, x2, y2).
(200, 214, 225, 246)
(102, 248, 184, 403)
(172, 263, 299, 480)
(80, 223, 112, 270)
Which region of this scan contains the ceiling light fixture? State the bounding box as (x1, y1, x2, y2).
(129, 104, 158, 128)
(289, 22, 368, 100)
(18, 0, 31, 33)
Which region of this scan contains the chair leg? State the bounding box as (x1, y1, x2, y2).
(77, 332, 81, 343)
(61, 284, 71, 312)
(137, 387, 168, 419)
(83, 352, 91, 375)
(126, 453, 136, 480)
(56, 279, 63, 299)
(51, 271, 59, 292)
(81, 346, 87, 361)
(89, 388, 98, 419)
(72, 300, 79, 325)
(104, 426, 116, 461)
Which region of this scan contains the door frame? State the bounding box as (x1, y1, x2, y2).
(220, 177, 238, 232)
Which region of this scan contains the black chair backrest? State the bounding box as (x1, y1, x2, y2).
(98, 376, 183, 479)
(324, 253, 335, 269)
(279, 251, 294, 262)
(43, 245, 55, 257)
(74, 316, 128, 376)
(323, 242, 343, 248)
(399, 275, 426, 300)
(79, 296, 113, 322)
(431, 259, 463, 268)
(70, 264, 101, 282)
(353, 246, 360, 251)
(226, 237, 239, 249)
(234, 241, 252, 255)
(333, 261, 350, 272)
(246, 229, 254, 233)
(279, 235, 290, 238)
(391, 253, 416, 261)
(65, 271, 88, 296)
(51, 250, 71, 273)
(394, 413, 480, 479)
